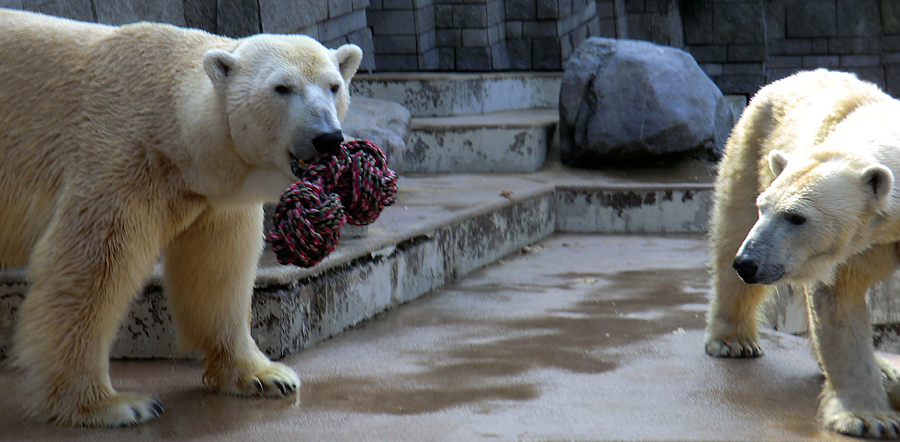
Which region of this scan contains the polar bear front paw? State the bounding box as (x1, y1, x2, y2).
(704, 336, 763, 358)
(217, 361, 300, 397)
(824, 410, 900, 439)
(46, 392, 163, 427)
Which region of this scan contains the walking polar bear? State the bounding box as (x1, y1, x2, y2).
(0, 9, 362, 426)
(706, 69, 900, 438)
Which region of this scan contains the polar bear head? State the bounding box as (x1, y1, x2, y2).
(732, 149, 895, 285)
(202, 34, 362, 198)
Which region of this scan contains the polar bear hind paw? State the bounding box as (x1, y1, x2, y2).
(878, 355, 900, 385)
(224, 362, 300, 397)
(704, 337, 763, 358)
(47, 392, 163, 427)
(825, 411, 900, 439)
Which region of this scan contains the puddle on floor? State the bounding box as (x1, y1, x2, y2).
(299, 260, 711, 416)
(301, 376, 537, 415)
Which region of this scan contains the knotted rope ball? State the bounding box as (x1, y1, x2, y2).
(267, 139, 398, 267)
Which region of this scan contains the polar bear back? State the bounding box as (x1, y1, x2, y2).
(755, 70, 890, 160)
(735, 70, 892, 192)
(0, 9, 230, 266)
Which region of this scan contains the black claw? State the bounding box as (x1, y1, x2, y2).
(860, 421, 870, 437)
(254, 378, 264, 393)
(275, 381, 287, 395)
(151, 399, 164, 416)
(285, 382, 297, 394)
(131, 407, 141, 420)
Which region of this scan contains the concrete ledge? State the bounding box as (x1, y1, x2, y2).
(556, 186, 712, 233)
(351, 72, 562, 117)
(407, 109, 558, 173)
(0, 167, 715, 359)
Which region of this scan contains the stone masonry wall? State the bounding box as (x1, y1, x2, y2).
(680, 0, 900, 98)
(617, 0, 683, 47)
(366, 0, 900, 98)
(369, 0, 606, 71)
(0, 0, 376, 72)
(3, 0, 900, 96)
(434, 0, 507, 70)
(367, 0, 439, 70)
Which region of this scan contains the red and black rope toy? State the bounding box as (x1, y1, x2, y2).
(267, 139, 398, 267)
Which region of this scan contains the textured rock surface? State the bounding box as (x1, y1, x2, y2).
(559, 37, 733, 167)
(343, 97, 410, 174)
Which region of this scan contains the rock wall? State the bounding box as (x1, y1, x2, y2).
(680, 0, 900, 98)
(369, 0, 607, 71)
(367, 0, 440, 70)
(3, 0, 900, 97)
(369, 0, 900, 98)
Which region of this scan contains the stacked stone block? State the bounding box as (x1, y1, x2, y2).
(595, 0, 619, 39)
(6, 0, 900, 96)
(505, 0, 603, 70)
(681, 0, 900, 98)
(0, 0, 375, 72)
(764, 0, 885, 91)
(434, 0, 507, 70)
(618, 0, 683, 47)
(368, 0, 605, 71)
(368, 0, 509, 71)
(680, 0, 765, 95)
(367, 0, 439, 71)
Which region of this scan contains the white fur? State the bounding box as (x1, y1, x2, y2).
(706, 69, 900, 438)
(0, 8, 362, 427)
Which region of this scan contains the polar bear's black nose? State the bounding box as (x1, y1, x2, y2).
(312, 131, 344, 154)
(732, 256, 758, 283)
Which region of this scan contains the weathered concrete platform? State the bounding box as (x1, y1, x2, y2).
(0, 234, 874, 441)
(350, 72, 562, 117)
(0, 161, 718, 360)
(351, 72, 563, 173)
(406, 108, 558, 173)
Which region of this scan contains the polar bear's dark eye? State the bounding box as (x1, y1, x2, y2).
(330, 84, 340, 94)
(274, 85, 291, 95)
(785, 213, 806, 225)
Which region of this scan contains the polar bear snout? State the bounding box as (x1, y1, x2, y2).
(733, 233, 786, 284)
(312, 130, 344, 154)
(732, 251, 785, 284)
(732, 255, 759, 283)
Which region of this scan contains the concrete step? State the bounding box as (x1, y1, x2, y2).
(405, 108, 558, 173)
(350, 72, 562, 117)
(0, 163, 718, 360)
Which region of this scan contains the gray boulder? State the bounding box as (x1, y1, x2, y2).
(559, 37, 733, 166)
(342, 97, 410, 174)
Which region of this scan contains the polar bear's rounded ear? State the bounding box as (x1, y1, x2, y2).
(203, 49, 238, 87)
(768, 150, 790, 178)
(334, 44, 363, 84)
(862, 164, 894, 213)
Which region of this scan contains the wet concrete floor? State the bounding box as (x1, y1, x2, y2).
(0, 234, 876, 441)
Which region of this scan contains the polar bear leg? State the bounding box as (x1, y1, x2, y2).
(13, 194, 168, 426)
(705, 233, 768, 359)
(165, 206, 299, 397)
(705, 104, 772, 358)
(808, 250, 900, 439)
